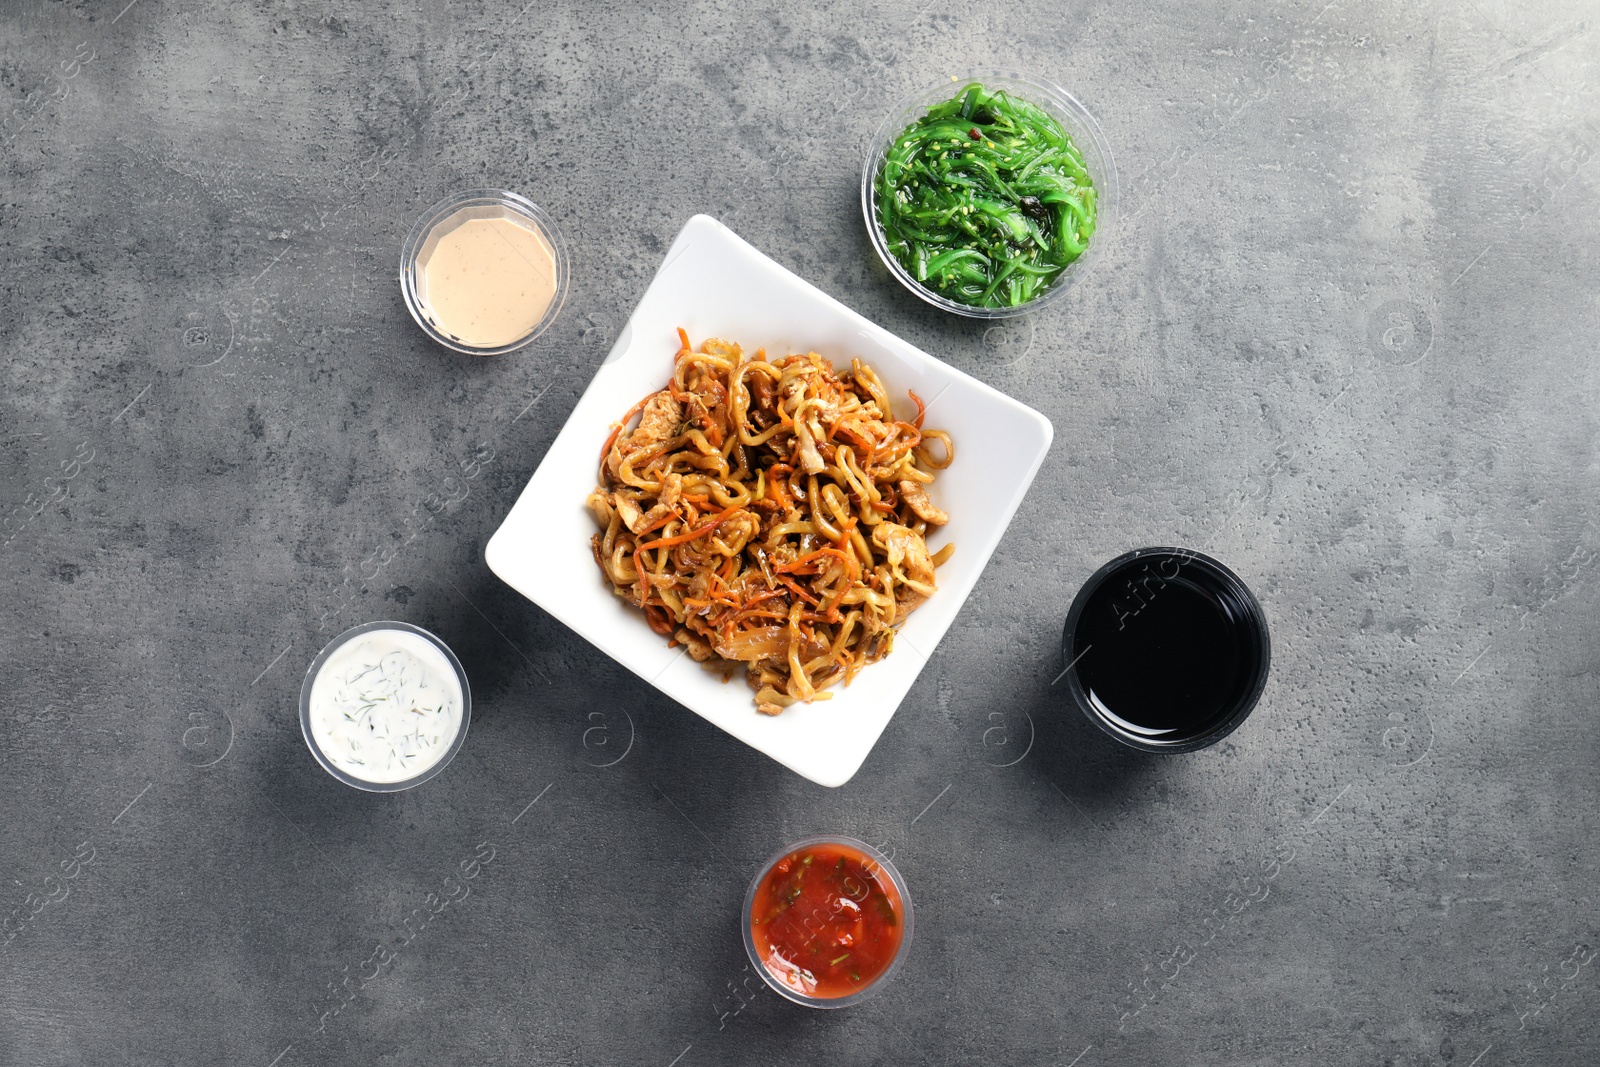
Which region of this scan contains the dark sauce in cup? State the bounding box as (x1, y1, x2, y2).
(1062, 548, 1270, 751)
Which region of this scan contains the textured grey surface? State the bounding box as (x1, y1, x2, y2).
(3, 0, 1599, 1064)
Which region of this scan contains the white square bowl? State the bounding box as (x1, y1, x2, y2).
(485, 215, 1053, 787)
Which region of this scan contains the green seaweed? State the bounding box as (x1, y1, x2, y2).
(875, 83, 1097, 308)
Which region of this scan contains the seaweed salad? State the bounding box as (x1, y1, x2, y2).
(874, 82, 1098, 309)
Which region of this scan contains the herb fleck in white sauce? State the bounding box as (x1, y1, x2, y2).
(308, 630, 464, 784)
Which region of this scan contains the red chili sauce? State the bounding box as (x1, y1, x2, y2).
(748, 842, 903, 998)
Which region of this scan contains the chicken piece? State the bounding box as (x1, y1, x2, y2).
(657, 472, 683, 510)
(613, 493, 645, 533)
(606, 389, 682, 480)
(872, 522, 937, 614)
(898, 478, 949, 526)
(586, 489, 614, 531)
(636, 502, 676, 534)
(754, 685, 797, 717)
(674, 629, 718, 662)
(747, 372, 778, 428)
(634, 391, 682, 447)
(896, 587, 929, 618)
(872, 522, 936, 586)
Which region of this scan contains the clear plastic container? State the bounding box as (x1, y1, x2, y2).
(400, 188, 569, 355)
(299, 621, 472, 792)
(742, 834, 914, 1009)
(862, 69, 1117, 319)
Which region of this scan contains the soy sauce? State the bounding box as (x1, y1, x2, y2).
(1063, 549, 1269, 750)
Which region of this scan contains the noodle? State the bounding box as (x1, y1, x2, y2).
(587, 333, 955, 715)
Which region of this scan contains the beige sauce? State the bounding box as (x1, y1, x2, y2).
(418, 212, 557, 349)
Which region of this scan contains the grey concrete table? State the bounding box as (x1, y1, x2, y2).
(3, 1, 1597, 1064)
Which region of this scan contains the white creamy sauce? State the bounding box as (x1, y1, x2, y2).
(308, 630, 464, 784)
(417, 211, 558, 349)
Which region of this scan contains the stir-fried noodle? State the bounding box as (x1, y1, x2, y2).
(588, 331, 955, 715)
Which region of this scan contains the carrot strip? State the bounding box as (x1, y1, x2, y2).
(833, 423, 873, 453)
(684, 594, 738, 609)
(779, 547, 859, 580)
(741, 588, 786, 608)
(801, 609, 845, 625)
(778, 576, 820, 606)
(637, 513, 676, 538)
(638, 505, 741, 552)
(766, 464, 794, 507)
(908, 389, 927, 428)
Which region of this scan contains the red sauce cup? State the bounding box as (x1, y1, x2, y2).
(742, 835, 914, 1008)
